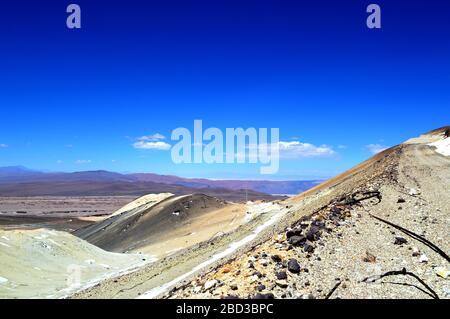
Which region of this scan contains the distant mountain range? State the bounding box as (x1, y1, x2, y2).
(0, 166, 322, 201)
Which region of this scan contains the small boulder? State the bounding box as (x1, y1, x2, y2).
(288, 259, 301, 274)
(286, 229, 302, 239)
(271, 255, 282, 263)
(394, 237, 408, 245)
(303, 243, 315, 253)
(276, 271, 288, 280)
(257, 284, 266, 292)
(288, 235, 306, 246)
(306, 226, 321, 242)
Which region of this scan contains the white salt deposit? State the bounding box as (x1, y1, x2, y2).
(429, 137, 450, 156)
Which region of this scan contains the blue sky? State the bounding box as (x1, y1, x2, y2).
(0, 0, 449, 180)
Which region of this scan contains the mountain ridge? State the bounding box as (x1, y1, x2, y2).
(0, 166, 320, 196)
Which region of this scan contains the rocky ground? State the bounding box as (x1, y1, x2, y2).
(61, 129, 450, 300)
(166, 142, 449, 299)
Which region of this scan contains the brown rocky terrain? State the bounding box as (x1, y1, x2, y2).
(3, 127, 448, 300)
(162, 127, 449, 299)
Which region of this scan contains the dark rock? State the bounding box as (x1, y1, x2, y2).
(306, 226, 322, 241)
(303, 243, 315, 253)
(286, 229, 302, 239)
(276, 271, 288, 280)
(271, 255, 282, 263)
(257, 284, 266, 292)
(397, 198, 406, 204)
(300, 223, 310, 229)
(224, 295, 240, 300)
(394, 237, 408, 245)
(230, 284, 238, 291)
(330, 206, 342, 214)
(288, 235, 306, 246)
(288, 259, 301, 274)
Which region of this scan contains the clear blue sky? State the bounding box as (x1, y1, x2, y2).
(0, 0, 449, 180)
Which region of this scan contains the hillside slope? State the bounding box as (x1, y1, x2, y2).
(0, 228, 149, 299)
(75, 194, 249, 257)
(69, 127, 449, 300)
(165, 127, 450, 299)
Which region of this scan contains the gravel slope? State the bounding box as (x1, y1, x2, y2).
(71, 127, 449, 300)
(166, 130, 450, 300)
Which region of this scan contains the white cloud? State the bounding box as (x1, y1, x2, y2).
(236, 141, 336, 160)
(278, 141, 336, 158)
(133, 141, 171, 150)
(133, 133, 170, 150)
(366, 144, 388, 154)
(0, 144, 8, 148)
(137, 133, 166, 142)
(75, 159, 92, 164)
(56, 160, 63, 164)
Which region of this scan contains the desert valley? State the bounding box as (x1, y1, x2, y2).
(0, 127, 448, 299)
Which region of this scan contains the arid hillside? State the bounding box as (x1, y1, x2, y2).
(164, 127, 450, 300)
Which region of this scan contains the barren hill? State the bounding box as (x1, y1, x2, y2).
(75, 194, 249, 257)
(72, 127, 450, 300)
(163, 127, 449, 299)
